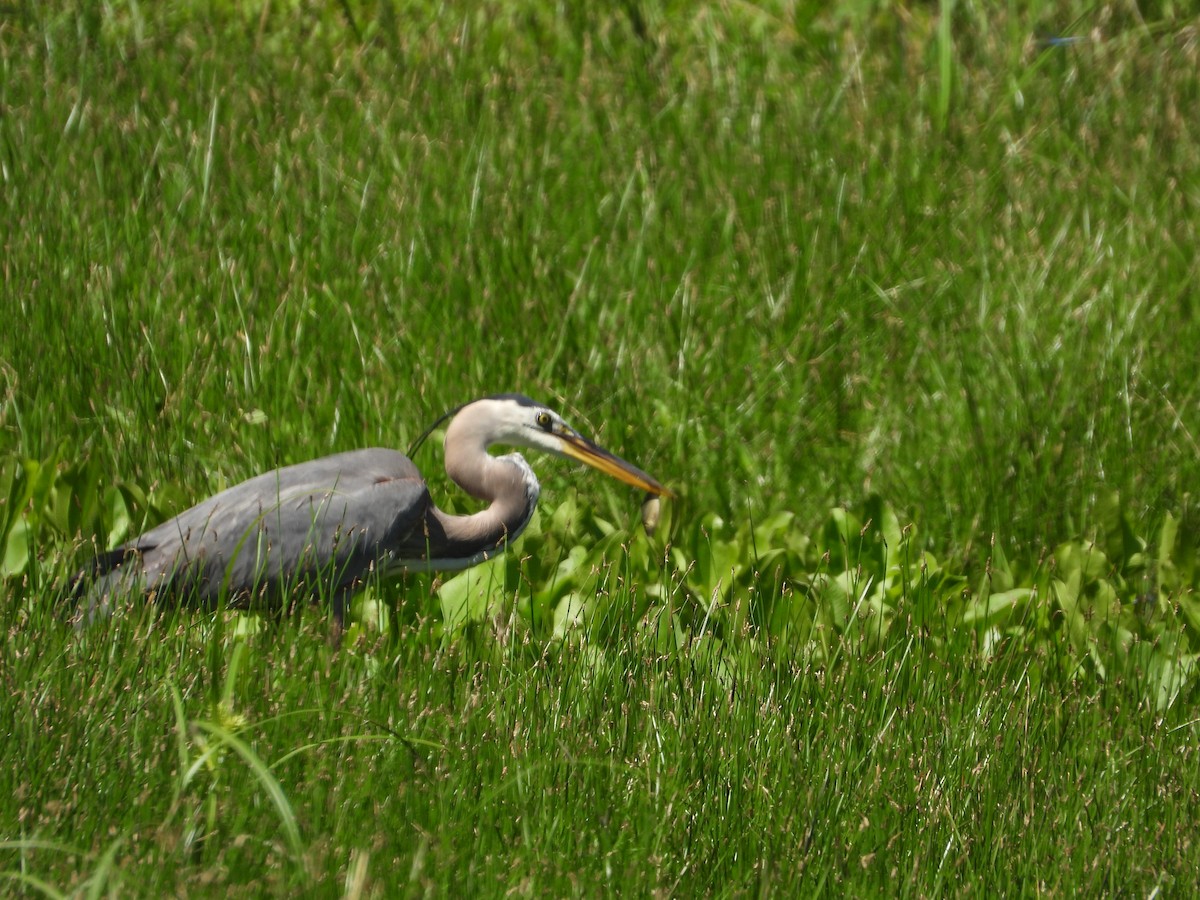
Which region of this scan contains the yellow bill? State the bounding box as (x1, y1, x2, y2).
(558, 432, 675, 498)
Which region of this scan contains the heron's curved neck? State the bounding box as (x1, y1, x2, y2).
(429, 424, 540, 567)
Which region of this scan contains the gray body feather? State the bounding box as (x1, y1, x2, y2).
(81, 447, 532, 623)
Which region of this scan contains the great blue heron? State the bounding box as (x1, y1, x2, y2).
(75, 394, 673, 633)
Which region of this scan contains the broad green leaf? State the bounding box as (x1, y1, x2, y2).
(1092, 579, 1121, 623)
(0, 456, 20, 536)
(750, 511, 795, 555)
(879, 500, 904, 571)
(24, 456, 58, 511)
(1054, 541, 1110, 586)
(552, 591, 590, 641)
(547, 495, 578, 539)
(988, 538, 1014, 593)
(1, 517, 30, 577)
(105, 485, 132, 549)
(519, 506, 544, 544)
(961, 587, 1032, 627)
(438, 556, 507, 633)
(1145, 649, 1197, 711)
(532, 544, 589, 611)
(811, 571, 852, 631)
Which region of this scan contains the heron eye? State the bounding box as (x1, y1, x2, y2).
(536, 412, 553, 431)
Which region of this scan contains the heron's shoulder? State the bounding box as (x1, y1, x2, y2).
(125, 449, 428, 550)
(280, 448, 424, 483)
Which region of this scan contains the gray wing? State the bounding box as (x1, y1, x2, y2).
(86, 449, 432, 615)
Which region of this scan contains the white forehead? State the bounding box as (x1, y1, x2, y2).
(447, 396, 569, 454)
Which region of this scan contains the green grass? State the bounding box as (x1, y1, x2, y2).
(3, 0, 1200, 893)
(5, 609, 1199, 895)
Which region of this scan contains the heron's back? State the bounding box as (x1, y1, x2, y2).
(82, 448, 430, 617)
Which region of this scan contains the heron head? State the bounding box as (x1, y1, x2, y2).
(449, 394, 674, 497)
